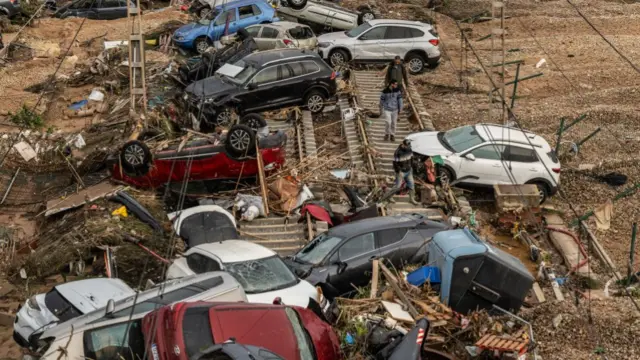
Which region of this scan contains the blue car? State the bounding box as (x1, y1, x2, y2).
(174, 0, 279, 54)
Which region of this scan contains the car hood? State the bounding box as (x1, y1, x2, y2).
(17, 294, 57, 332)
(317, 31, 350, 43)
(186, 77, 238, 99)
(175, 22, 207, 38)
(405, 131, 453, 156)
(246, 280, 316, 308)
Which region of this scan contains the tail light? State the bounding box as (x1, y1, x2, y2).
(330, 71, 337, 80)
(429, 39, 439, 46)
(282, 39, 296, 48)
(552, 168, 561, 174)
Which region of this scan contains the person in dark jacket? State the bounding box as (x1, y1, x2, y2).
(390, 139, 418, 205)
(382, 56, 409, 90)
(379, 80, 403, 141)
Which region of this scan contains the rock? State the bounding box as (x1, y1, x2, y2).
(552, 314, 563, 328)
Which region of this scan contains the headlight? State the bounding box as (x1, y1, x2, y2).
(27, 296, 40, 311)
(174, 35, 184, 41)
(318, 42, 330, 48)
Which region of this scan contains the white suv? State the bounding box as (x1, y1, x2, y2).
(406, 124, 561, 202)
(317, 19, 441, 73)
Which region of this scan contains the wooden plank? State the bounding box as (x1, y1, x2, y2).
(531, 282, 546, 303)
(370, 259, 379, 299)
(581, 221, 623, 279)
(413, 300, 438, 315)
(255, 140, 269, 216)
(382, 301, 414, 323)
(495, 339, 508, 349)
(379, 261, 419, 318)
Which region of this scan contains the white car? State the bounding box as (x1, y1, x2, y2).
(13, 278, 134, 348)
(246, 21, 318, 50)
(32, 272, 247, 356)
(276, 0, 375, 31)
(317, 19, 441, 73)
(167, 240, 332, 316)
(406, 124, 561, 203)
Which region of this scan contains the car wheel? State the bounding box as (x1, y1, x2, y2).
(198, 6, 211, 18)
(120, 140, 151, 175)
(288, 0, 307, 10)
(225, 124, 257, 158)
(329, 49, 348, 67)
(357, 9, 375, 25)
(194, 36, 211, 55)
(215, 107, 234, 127)
(239, 113, 267, 132)
(533, 182, 549, 204)
(305, 90, 326, 113)
(406, 53, 426, 74)
(438, 166, 454, 185)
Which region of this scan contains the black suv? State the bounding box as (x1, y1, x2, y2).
(183, 48, 337, 129)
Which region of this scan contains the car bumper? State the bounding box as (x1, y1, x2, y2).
(317, 47, 329, 59)
(426, 55, 441, 68)
(322, 298, 339, 323)
(549, 184, 559, 196)
(173, 38, 194, 49)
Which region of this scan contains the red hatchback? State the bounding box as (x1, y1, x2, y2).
(112, 124, 286, 189)
(142, 301, 341, 360)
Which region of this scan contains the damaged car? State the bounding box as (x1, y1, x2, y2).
(285, 214, 450, 298)
(166, 240, 334, 320)
(143, 301, 341, 360)
(32, 272, 247, 357)
(179, 27, 259, 83)
(170, 205, 239, 248)
(406, 123, 560, 203)
(173, 0, 279, 54)
(111, 124, 286, 188)
(276, 0, 375, 31)
(246, 21, 318, 50)
(13, 278, 134, 348)
(184, 48, 337, 127)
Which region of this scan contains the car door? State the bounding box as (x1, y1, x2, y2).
(375, 227, 411, 268)
(353, 26, 387, 61)
(236, 4, 262, 30)
(383, 26, 415, 59)
(256, 25, 280, 50)
(241, 65, 284, 112)
(245, 24, 263, 47)
(502, 145, 541, 184)
(303, 3, 355, 30)
(211, 8, 238, 38)
(327, 232, 379, 294)
(457, 144, 510, 184)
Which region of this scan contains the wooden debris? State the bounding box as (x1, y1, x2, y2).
(382, 300, 414, 323)
(370, 259, 379, 299)
(379, 261, 419, 318)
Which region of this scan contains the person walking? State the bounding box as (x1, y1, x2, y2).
(382, 56, 409, 90)
(389, 139, 418, 205)
(379, 80, 403, 142)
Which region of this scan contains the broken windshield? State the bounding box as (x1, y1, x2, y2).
(294, 233, 343, 265)
(443, 125, 484, 153)
(224, 256, 297, 294)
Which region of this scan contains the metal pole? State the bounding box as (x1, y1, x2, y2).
(555, 118, 565, 155)
(0, 167, 20, 205)
(630, 222, 637, 281)
(576, 127, 601, 147)
(510, 62, 521, 109)
(500, 1, 506, 124)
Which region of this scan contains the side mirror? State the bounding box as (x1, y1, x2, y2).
(105, 299, 115, 317)
(247, 83, 257, 90)
(336, 262, 348, 275)
(464, 153, 476, 161)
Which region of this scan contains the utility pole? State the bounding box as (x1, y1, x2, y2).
(489, 1, 506, 124)
(127, 0, 147, 117)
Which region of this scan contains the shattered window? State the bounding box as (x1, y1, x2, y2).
(295, 233, 343, 265)
(224, 256, 297, 294)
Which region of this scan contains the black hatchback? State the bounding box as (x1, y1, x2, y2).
(183, 48, 337, 129)
(284, 214, 450, 298)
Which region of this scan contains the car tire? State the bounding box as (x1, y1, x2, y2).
(120, 140, 152, 175)
(406, 52, 426, 74)
(438, 166, 455, 185)
(198, 5, 211, 18)
(329, 49, 349, 67)
(288, 0, 307, 10)
(225, 124, 257, 158)
(194, 36, 211, 55)
(214, 107, 234, 127)
(357, 9, 375, 25)
(532, 182, 549, 204)
(304, 90, 326, 113)
(240, 113, 267, 132)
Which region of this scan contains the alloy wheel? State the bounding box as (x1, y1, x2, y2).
(307, 95, 324, 112)
(230, 129, 251, 152)
(124, 144, 145, 166)
(362, 12, 375, 21)
(408, 58, 424, 73)
(216, 109, 233, 126)
(330, 52, 345, 66)
(196, 40, 209, 54)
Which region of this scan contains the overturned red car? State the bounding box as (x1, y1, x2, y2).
(142, 301, 342, 360)
(112, 124, 286, 189)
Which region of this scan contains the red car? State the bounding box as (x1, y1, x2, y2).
(112, 124, 286, 188)
(142, 301, 342, 360)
